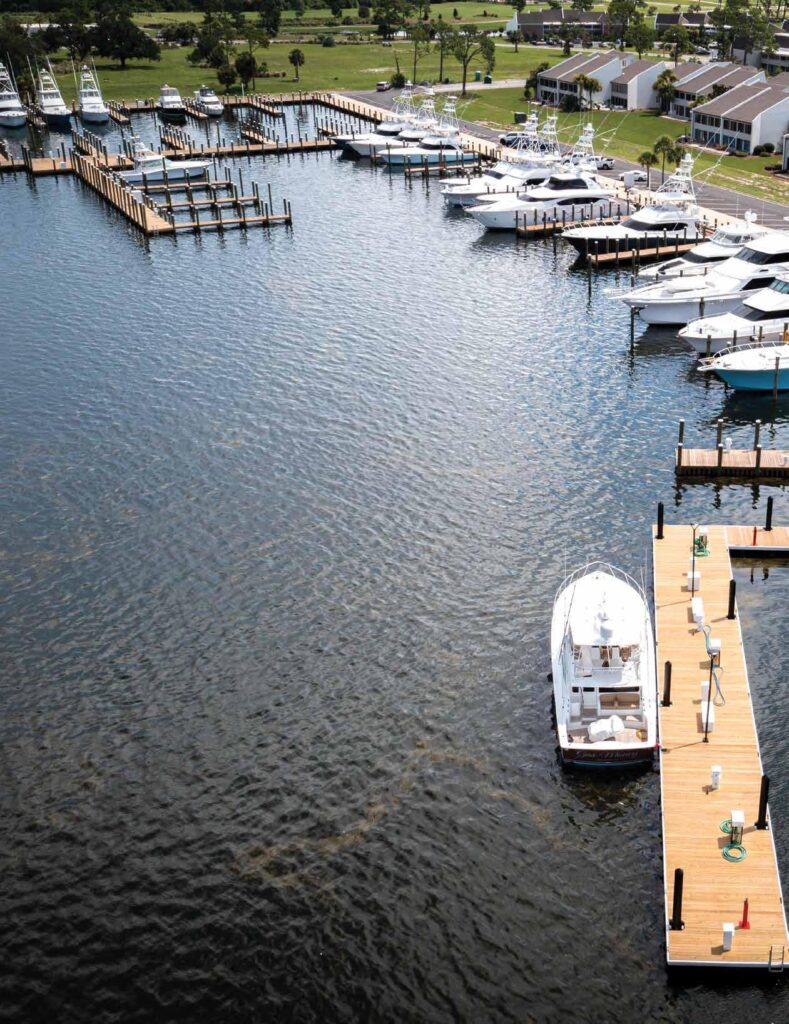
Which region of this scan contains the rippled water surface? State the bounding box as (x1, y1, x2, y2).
(1, 110, 789, 1023)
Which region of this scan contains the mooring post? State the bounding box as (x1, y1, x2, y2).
(662, 661, 672, 707)
(765, 495, 773, 531)
(756, 775, 770, 829)
(677, 419, 685, 446)
(717, 443, 723, 468)
(753, 419, 761, 450)
(716, 418, 724, 447)
(657, 501, 664, 540)
(677, 442, 683, 468)
(670, 868, 684, 930)
(727, 579, 736, 620)
(756, 444, 762, 471)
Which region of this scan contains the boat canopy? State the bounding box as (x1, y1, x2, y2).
(566, 582, 643, 647)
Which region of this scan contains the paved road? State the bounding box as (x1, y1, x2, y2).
(350, 89, 789, 229)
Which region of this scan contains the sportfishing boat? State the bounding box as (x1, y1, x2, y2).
(117, 136, 210, 183)
(551, 562, 657, 768)
(378, 96, 475, 167)
(698, 341, 789, 391)
(34, 61, 72, 130)
(193, 85, 223, 117)
(637, 213, 767, 282)
(341, 88, 422, 156)
(441, 114, 562, 207)
(467, 169, 616, 231)
(77, 65, 109, 124)
(620, 231, 789, 325)
(680, 276, 789, 355)
(157, 84, 186, 123)
(562, 154, 703, 258)
(0, 61, 27, 129)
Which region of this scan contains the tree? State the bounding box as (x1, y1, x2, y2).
(653, 133, 678, 182)
(244, 25, 270, 56)
(511, 0, 526, 13)
(189, 12, 236, 68)
(409, 21, 431, 82)
(217, 63, 237, 91)
(288, 46, 305, 80)
(572, 0, 595, 9)
(373, 0, 414, 38)
(235, 51, 257, 89)
(451, 25, 495, 95)
(654, 67, 676, 111)
(638, 149, 657, 189)
(329, 0, 344, 17)
(0, 15, 41, 78)
(508, 29, 524, 53)
(625, 18, 655, 57)
(258, 0, 282, 37)
(525, 59, 549, 97)
(607, 0, 645, 47)
(662, 24, 691, 65)
(434, 21, 456, 81)
(557, 23, 574, 55)
(91, 14, 160, 69)
(573, 71, 601, 110)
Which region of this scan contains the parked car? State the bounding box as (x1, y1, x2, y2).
(500, 131, 525, 146)
(376, 81, 391, 92)
(619, 168, 648, 183)
(595, 155, 614, 170)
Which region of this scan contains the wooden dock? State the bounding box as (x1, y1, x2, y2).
(675, 418, 789, 481)
(654, 522, 789, 969)
(589, 237, 703, 267)
(515, 209, 629, 239)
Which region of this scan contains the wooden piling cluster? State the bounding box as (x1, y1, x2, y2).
(675, 417, 789, 481)
(106, 100, 131, 126)
(71, 151, 173, 235)
(514, 201, 630, 239)
(71, 128, 131, 168)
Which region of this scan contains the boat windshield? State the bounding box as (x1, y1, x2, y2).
(545, 176, 587, 190)
(684, 250, 726, 265)
(737, 247, 789, 265)
(622, 216, 690, 232)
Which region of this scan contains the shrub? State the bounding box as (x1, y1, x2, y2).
(342, 15, 354, 23)
(322, 34, 336, 45)
(762, 142, 775, 154)
(390, 70, 406, 87)
(752, 144, 764, 156)
(560, 94, 580, 112)
(358, 4, 370, 15)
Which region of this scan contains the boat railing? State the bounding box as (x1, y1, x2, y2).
(553, 560, 645, 606)
(699, 337, 789, 366)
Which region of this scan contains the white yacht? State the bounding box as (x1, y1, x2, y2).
(342, 89, 424, 156)
(77, 65, 109, 124)
(563, 154, 703, 258)
(467, 169, 616, 231)
(193, 85, 223, 117)
(637, 213, 767, 281)
(621, 231, 789, 325)
(35, 61, 72, 130)
(378, 98, 471, 167)
(698, 341, 789, 391)
(0, 62, 27, 129)
(551, 562, 657, 768)
(117, 136, 210, 183)
(680, 276, 789, 354)
(441, 114, 562, 207)
(157, 84, 186, 123)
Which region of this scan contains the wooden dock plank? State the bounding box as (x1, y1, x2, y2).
(654, 524, 788, 968)
(677, 447, 789, 480)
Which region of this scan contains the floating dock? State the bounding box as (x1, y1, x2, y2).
(653, 521, 789, 969)
(675, 418, 789, 482)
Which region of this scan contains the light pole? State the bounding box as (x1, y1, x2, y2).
(691, 523, 699, 597)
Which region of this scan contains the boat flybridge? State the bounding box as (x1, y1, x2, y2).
(0, 61, 27, 128)
(679, 275, 789, 354)
(620, 230, 789, 325)
(441, 114, 563, 207)
(34, 61, 72, 129)
(117, 136, 210, 184)
(560, 121, 598, 173)
(637, 212, 767, 282)
(77, 65, 109, 124)
(562, 154, 703, 258)
(193, 85, 223, 116)
(378, 97, 473, 167)
(341, 88, 425, 157)
(467, 169, 615, 231)
(157, 84, 186, 122)
(698, 341, 789, 391)
(551, 562, 657, 767)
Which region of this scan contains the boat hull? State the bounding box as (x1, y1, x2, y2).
(565, 233, 703, 258)
(0, 111, 27, 128)
(119, 162, 209, 183)
(43, 111, 73, 130)
(379, 149, 474, 167)
(715, 367, 789, 391)
(560, 743, 654, 767)
(472, 199, 613, 231)
(158, 107, 186, 124)
(630, 293, 740, 326)
(80, 109, 109, 124)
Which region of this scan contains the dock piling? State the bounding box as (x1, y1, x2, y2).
(727, 579, 736, 620)
(662, 661, 672, 707)
(766, 496, 774, 532)
(670, 868, 685, 931)
(657, 501, 664, 540)
(756, 776, 770, 830)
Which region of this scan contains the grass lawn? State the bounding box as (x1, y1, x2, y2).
(459, 87, 789, 205)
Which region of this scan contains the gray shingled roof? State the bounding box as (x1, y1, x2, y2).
(693, 82, 789, 120)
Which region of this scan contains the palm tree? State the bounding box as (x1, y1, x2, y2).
(653, 134, 677, 183)
(638, 150, 658, 190)
(573, 72, 602, 111)
(654, 68, 677, 113)
(288, 47, 305, 81)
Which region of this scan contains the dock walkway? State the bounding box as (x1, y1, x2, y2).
(654, 523, 789, 969)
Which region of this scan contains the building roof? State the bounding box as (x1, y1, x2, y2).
(655, 11, 711, 27)
(516, 8, 607, 27)
(552, 50, 625, 84)
(672, 63, 707, 85)
(693, 81, 789, 121)
(611, 59, 663, 85)
(538, 51, 596, 80)
(677, 63, 762, 96)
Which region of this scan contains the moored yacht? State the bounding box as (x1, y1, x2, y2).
(117, 136, 210, 183)
(563, 154, 703, 258)
(698, 341, 789, 391)
(193, 85, 223, 117)
(621, 231, 789, 325)
(377, 97, 472, 167)
(637, 213, 766, 281)
(34, 61, 72, 130)
(680, 276, 789, 354)
(157, 84, 186, 123)
(551, 562, 657, 767)
(467, 168, 616, 231)
(0, 61, 27, 128)
(77, 65, 109, 124)
(341, 88, 422, 156)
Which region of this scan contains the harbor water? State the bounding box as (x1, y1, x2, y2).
(1, 111, 788, 1022)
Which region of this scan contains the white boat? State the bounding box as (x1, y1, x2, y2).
(621, 231, 789, 325)
(698, 341, 789, 391)
(637, 213, 767, 282)
(34, 61, 72, 130)
(193, 85, 223, 117)
(441, 114, 562, 207)
(157, 84, 186, 122)
(467, 169, 616, 231)
(563, 154, 703, 258)
(117, 136, 210, 183)
(551, 562, 657, 768)
(680, 276, 789, 355)
(0, 61, 27, 129)
(77, 65, 109, 124)
(342, 88, 427, 156)
(377, 96, 475, 167)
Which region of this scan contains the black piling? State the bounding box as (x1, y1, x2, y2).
(727, 579, 736, 620)
(662, 661, 672, 707)
(756, 775, 770, 830)
(670, 868, 685, 930)
(657, 501, 664, 540)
